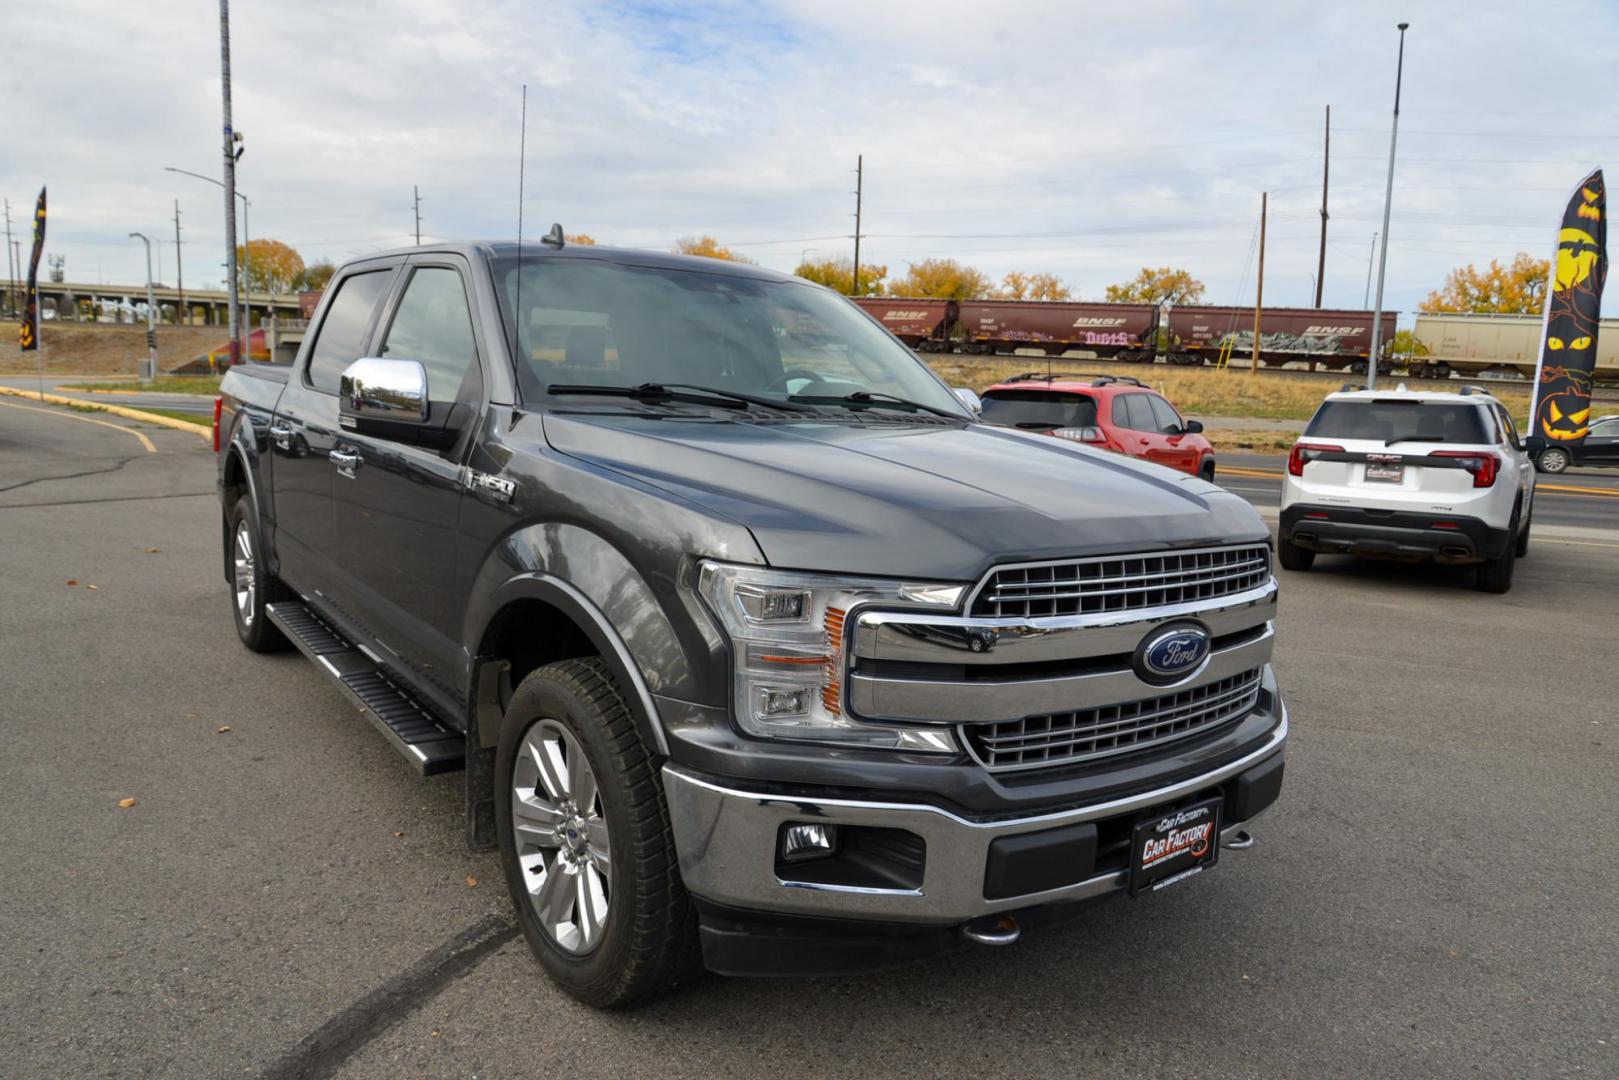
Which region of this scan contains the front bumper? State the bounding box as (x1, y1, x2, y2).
(662, 703, 1285, 928)
(1280, 504, 1511, 562)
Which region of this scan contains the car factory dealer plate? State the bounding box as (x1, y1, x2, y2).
(1364, 453, 1404, 483)
(1129, 796, 1222, 896)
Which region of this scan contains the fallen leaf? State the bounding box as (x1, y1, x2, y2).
(86, 584, 99, 591)
(216, 725, 232, 734)
(145, 547, 160, 554)
(394, 831, 405, 839)
(118, 797, 136, 809)
(466, 875, 478, 888)
(431, 1030, 442, 1038)
(66, 579, 78, 586)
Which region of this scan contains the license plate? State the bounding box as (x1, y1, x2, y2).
(1364, 463, 1404, 483)
(1129, 796, 1221, 896)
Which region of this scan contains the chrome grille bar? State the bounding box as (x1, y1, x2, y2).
(969, 544, 1272, 619)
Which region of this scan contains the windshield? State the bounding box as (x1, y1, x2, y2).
(493, 255, 967, 416)
(980, 389, 1098, 429)
(1305, 400, 1490, 444)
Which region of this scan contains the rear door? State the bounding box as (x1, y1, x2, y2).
(268, 264, 398, 595)
(329, 255, 488, 698)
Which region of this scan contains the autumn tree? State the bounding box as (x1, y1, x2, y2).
(887, 258, 994, 301)
(1105, 267, 1206, 305)
(293, 260, 336, 292)
(1420, 253, 1548, 314)
(565, 233, 597, 246)
(794, 255, 887, 296)
(999, 271, 1072, 301)
(235, 239, 305, 294)
(674, 235, 755, 263)
(1391, 329, 1428, 357)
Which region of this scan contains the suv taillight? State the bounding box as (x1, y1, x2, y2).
(1287, 442, 1343, 476)
(1053, 426, 1108, 446)
(1431, 449, 1498, 487)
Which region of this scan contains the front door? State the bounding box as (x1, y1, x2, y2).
(1147, 394, 1201, 475)
(1582, 417, 1619, 465)
(268, 265, 396, 596)
(331, 258, 487, 700)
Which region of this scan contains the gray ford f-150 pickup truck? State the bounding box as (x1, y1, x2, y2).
(217, 237, 1286, 1006)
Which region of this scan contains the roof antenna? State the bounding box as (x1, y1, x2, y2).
(542, 223, 565, 249)
(512, 84, 527, 369)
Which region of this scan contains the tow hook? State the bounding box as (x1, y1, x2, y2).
(1224, 829, 1256, 851)
(962, 913, 1020, 946)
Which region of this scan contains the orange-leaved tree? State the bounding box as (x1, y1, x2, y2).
(1419, 253, 1549, 314)
(1000, 271, 1072, 301)
(674, 235, 755, 263)
(794, 255, 887, 296)
(565, 233, 597, 246)
(887, 258, 994, 300)
(235, 239, 305, 294)
(1104, 267, 1205, 305)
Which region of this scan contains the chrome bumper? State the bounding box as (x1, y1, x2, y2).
(662, 705, 1286, 924)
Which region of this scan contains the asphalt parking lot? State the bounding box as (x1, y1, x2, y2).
(1, 397, 1616, 1079)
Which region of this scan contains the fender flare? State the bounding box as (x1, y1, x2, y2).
(470, 572, 671, 758)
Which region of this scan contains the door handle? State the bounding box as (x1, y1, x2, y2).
(329, 447, 362, 478)
(268, 423, 293, 451)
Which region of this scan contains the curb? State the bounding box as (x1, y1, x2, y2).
(0, 386, 212, 442)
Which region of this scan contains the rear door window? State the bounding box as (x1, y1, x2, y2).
(979, 390, 1097, 430)
(305, 269, 394, 393)
(1305, 400, 1490, 444)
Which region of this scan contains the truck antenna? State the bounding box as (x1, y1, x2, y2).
(512, 83, 527, 371)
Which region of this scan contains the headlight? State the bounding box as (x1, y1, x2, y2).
(698, 561, 965, 752)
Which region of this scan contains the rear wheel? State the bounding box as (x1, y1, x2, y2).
(1476, 510, 1519, 594)
(1536, 447, 1570, 474)
(228, 495, 289, 652)
(496, 658, 700, 1007)
(1515, 503, 1532, 558)
(1277, 539, 1315, 572)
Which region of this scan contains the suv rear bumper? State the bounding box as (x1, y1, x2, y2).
(1280, 504, 1511, 561)
(661, 705, 1284, 954)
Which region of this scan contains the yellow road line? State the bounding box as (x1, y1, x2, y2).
(0, 385, 210, 442)
(1219, 466, 1283, 479)
(0, 397, 157, 453)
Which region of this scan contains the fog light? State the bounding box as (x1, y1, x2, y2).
(779, 822, 838, 862)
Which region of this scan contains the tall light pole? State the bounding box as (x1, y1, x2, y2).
(799, 247, 818, 270)
(129, 232, 159, 379)
(1366, 22, 1409, 390)
(1364, 232, 1378, 308)
(219, 0, 242, 364)
(165, 166, 249, 353)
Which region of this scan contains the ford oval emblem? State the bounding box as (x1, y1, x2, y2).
(1134, 622, 1212, 685)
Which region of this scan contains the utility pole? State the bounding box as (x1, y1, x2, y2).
(413, 185, 422, 245)
(1251, 192, 1266, 375)
(174, 199, 185, 326)
(852, 155, 863, 297)
(1364, 233, 1377, 308)
(1367, 22, 1410, 391)
(1315, 105, 1329, 308)
(3, 199, 13, 319)
(130, 232, 159, 379)
(219, 0, 241, 365)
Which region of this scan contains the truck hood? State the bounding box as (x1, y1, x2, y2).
(544, 413, 1267, 581)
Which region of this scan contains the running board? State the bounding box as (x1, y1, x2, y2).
(267, 601, 465, 775)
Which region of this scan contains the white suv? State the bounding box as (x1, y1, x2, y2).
(1279, 385, 1535, 593)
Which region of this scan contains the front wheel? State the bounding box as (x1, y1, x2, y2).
(1536, 447, 1570, 474)
(496, 658, 699, 1007)
(1199, 458, 1216, 482)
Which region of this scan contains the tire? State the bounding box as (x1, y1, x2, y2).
(1476, 510, 1519, 594)
(496, 658, 699, 1008)
(228, 495, 290, 652)
(1515, 504, 1532, 558)
(1199, 458, 1216, 482)
(1536, 447, 1570, 474)
(1277, 538, 1315, 571)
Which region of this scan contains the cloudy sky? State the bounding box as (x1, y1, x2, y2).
(8, 0, 1617, 322)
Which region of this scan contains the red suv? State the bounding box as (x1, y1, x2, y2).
(978, 373, 1217, 479)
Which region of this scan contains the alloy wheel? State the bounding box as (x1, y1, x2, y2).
(233, 521, 256, 626)
(511, 718, 612, 954)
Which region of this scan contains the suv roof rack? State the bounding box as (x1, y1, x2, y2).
(1003, 372, 1145, 388)
(1338, 382, 1365, 392)
(1457, 384, 1492, 397)
(1088, 375, 1144, 388)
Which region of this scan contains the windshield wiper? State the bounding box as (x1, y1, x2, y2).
(793, 389, 965, 419)
(1384, 435, 1445, 445)
(548, 382, 814, 413)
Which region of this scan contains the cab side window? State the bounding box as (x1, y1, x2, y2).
(1122, 393, 1156, 432)
(1147, 394, 1184, 434)
(305, 270, 394, 393)
(378, 267, 481, 403)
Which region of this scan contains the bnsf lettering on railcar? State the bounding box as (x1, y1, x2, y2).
(884, 310, 933, 320)
(1304, 325, 1363, 335)
(1071, 317, 1128, 327)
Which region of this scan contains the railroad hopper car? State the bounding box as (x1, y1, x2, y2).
(1411, 311, 1619, 384)
(953, 299, 1158, 362)
(1164, 306, 1393, 372)
(850, 297, 958, 351)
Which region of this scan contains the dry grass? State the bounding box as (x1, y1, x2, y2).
(0, 323, 225, 376)
(925, 355, 1534, 424)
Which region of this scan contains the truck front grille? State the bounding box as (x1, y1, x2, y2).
(969, 544, 1271, 619)
(961, 668, 1263, 772)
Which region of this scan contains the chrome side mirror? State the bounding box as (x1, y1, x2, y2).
(340, 357, 429, 425)
(953, 387, 982, 415)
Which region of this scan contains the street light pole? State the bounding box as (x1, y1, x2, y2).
(1364, 232, 1378, 308)
(129, 232, 159, 379)
(219, 0, 242, 364)
(1366, 22, 1409, 391)
(164, 166, 249, 350)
